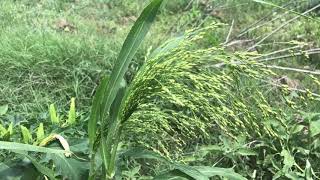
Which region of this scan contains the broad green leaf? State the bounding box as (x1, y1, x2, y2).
(153, 169, 191, 180)
(22, 153, 56, 180)
(67, 98, 76, 125)
(120, 147, 170, 164)
(173, 164, 208, 180)
(0, 141, 67, 154)
(0, 105, 8, 115)
(49, 104, 59, 124)
(47, 153, 89, 180)
(310, 120, 320, 137)
(20, 125, 33, 144)
(194, 166, 247, 180)
(0, 160, 39, 179)
(69, 138, 89, 153)
(280, 149, 295, 172)
(99, 0, 164, 126)
(291, 124, 305, 134)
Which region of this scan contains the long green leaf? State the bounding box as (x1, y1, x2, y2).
(121, 148, 245, 180)
(173, 164, 209, 180)
(153, 169, 191, 180)
(47, 153, 89, 180)
(105, 86, 126, 177)
(89, 0, 163, 176)
(99, 0, 163, 122)
(88, 75, 108, 150)
(193, 166, 247, 180)
(22, 154, 56, 180)
(122, 148, 207, 179)
(120, 147, 170, 164)
(0, 141, 67, 154)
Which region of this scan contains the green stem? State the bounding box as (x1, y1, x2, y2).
(100, 123, 109, 179)
(105, 121, 121, 178)
(88, 152, 96, 180)
(107, 126, 122, 178)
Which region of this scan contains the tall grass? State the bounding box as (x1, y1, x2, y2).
(0, 0, 320, 179)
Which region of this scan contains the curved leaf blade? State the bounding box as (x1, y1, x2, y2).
(0, 141, 67, 154)
(88, 76, 108, 150)
(194, 166, 247, 180)
(173, 164, 209, 180)
(100, 0, 164, 121)
(22, 154, 56, 180)
(47, 153, 89, 180)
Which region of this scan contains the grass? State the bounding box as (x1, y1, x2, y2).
(0, 0, 216, 119)
(1, 0, 320, 179)
(2, 0, 318, 119)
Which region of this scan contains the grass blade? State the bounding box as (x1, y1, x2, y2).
(22, 154, 56, 180)
(88, 76, 108, 150)
(120, 147, 170, 163)
(193, 166, 247, 180)
(99, 0, 164, 125)
(173, 164, 209, 180)
(252, 0, 319, 22)
(0, 141, 68, 154)
(87, 0, 163, 177)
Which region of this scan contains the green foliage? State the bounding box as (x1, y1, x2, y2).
(46, 153, 88, 180)
(1, 0, 320, 179)
(308, 113, 320, 137)
(121, 147, 246, 179)
(88, 0, 164, 178)
(0, 141, 67, 154)
(22, 153, 56, 180)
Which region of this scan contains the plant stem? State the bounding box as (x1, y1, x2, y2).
(88, 152, 96, 180)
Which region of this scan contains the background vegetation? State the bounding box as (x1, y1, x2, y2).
(1, 0, 320, 179)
